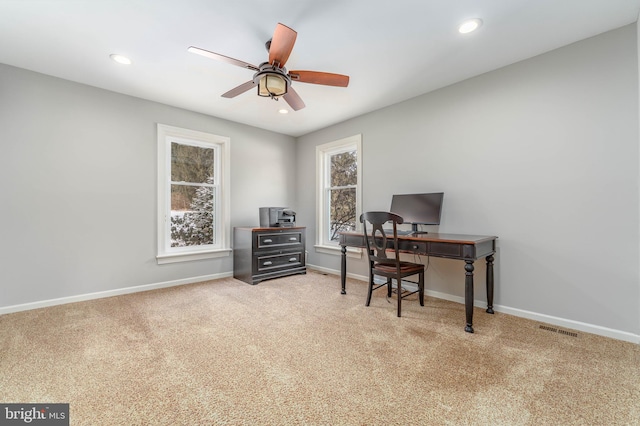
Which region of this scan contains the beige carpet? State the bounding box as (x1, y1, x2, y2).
(1, 271, 638, 425)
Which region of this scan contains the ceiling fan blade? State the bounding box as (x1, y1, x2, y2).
(188, 46, 259, 71)
(268, 23, 297, 67)
(283, 87, 305, 111)
(221, 80, 255, 98)
(289, 71, 349, 87)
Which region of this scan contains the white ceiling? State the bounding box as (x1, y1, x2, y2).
(1, 0, 639, 137)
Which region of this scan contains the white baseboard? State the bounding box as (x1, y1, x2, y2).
(0, 272, 233, 316)
(306, 264, 640, 344)
(494, 305, 639, 344)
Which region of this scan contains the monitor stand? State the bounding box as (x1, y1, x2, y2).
(410, 224, 429, 235)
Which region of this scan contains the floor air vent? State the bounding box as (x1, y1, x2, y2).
(539, 324, 578, 337)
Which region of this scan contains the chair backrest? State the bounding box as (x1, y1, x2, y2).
(359, 211, 404, 266)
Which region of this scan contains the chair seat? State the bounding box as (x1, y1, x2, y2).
(373, 261, 424, 276)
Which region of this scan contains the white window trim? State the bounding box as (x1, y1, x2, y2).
(156, 124, 231, 264)
(315, 134, 362, 257)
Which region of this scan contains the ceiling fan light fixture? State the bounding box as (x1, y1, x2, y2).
(458, 18, 483, 34)
(258, 73, 288, 98)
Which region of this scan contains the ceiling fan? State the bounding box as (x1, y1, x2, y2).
(188, 23, 349, 111)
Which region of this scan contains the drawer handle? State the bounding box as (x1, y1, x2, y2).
(263, 239, 273, 243)
(289, 237, 298, 241)
(263, 261, 273, 266)
(289, 257, 297, 262)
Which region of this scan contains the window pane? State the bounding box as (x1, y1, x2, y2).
(170, 184, 214, 247)
(330, 150, 357, 187)
(171, 142, 214, 184)
(329, 188, 356, 241)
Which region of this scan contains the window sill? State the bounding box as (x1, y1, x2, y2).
(156, 249, 232, 264)
(314, 244, 362, 259)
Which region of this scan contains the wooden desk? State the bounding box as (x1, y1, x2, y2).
(338, 232, 497, 333)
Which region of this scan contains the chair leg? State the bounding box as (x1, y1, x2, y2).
(386, 278, 392, 297)
(366, 274, 374, 306)
(419, 271, 425, 306)
(397, 278, 402, 317)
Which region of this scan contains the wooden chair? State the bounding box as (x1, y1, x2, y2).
(360, 211, 425, 317)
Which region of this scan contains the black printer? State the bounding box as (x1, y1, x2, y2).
(259, 207, 296, 227)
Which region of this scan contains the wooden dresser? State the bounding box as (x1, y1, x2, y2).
(233, 226, 306, 285)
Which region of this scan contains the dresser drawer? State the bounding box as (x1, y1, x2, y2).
(257, 231, 303, 249)
(256, 251, 304, 272)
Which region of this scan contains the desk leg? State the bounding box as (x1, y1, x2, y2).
(340, 244, 347, 295)
(486, 255, 495, 314)
(464, 261, 474, 333)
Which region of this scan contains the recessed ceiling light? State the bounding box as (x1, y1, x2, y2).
(458, 18, 483, 34)
(110, 54, 132, 65)
(278, 109, 289, 114)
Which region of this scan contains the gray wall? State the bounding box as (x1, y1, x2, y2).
(296, 25, 640, 340)
(0, 63, 296, 308)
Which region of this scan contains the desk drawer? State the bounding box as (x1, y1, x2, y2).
(428, 242, 462, 258)
(340, 233, 367, 248)
(397, 240, 427, 254)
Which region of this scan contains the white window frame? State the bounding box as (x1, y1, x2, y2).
(315, 134, 362, 256)
(156, 124, 231, 264)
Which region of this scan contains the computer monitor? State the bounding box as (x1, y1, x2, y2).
(390, 192, 444, 234)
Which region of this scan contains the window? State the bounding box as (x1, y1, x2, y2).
(316, 134, 362, 252)
(157, 124, 231, 264)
